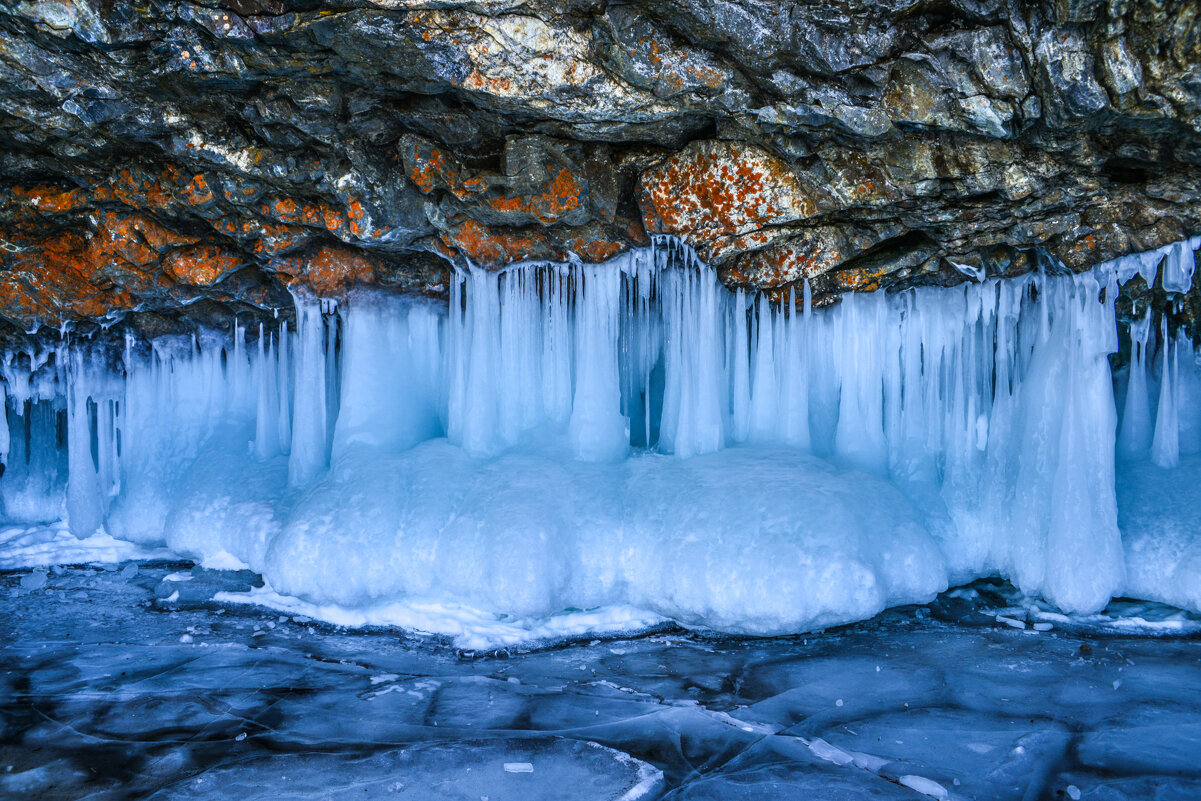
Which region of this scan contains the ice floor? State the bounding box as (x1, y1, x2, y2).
(3, 564, 1200, 800)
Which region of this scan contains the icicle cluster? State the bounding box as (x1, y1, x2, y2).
(440, 241, 1127, 616)
(1, 236, 1199, 636)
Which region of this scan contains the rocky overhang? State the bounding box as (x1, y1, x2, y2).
(0, 0, 1199, 335)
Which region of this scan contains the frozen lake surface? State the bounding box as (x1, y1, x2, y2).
(3, 563, 1201, 800)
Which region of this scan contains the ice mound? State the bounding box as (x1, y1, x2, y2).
(1, 236, 1200, 643)
(261, 443, 945, 636)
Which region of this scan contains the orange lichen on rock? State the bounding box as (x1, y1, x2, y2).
(639, 141, 817, 256)
(0, 204, 252, 325)
(401, 134, 589, 226)
(277, 246, 375, 295)
(439, 219, 553, 266)
(1072, 233, 1098, 254)
(259, 195, 365, 238)
(100, 166, 181, 211)
(831, 263, 891, 292)
(0, 229, 141, 324)
(182, 174, 216, 207)
(253, 221, 307, 254)
(401, 135, 493, 204)
(11, 167, 198, 222)
(322, 206, 344, 232)
(90, 211, 199, 268)
(566, 236, 625, 263)
(484, 167, 584, 225)
(11, 185, 88, 214)
(163, 244, 243, 286)
(461, 69, 515, 95)
(123, 212, 197, 251)
(403, 137, 460, 195)
(725, 240, 840, 288)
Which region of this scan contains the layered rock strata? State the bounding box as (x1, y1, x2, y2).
(1, 0, 1199, 333)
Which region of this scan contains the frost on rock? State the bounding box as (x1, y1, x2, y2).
(1, 237, 1201, 642)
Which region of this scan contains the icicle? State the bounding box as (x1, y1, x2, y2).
(1151, 317, 1180, 468)
(569, 264, 629, 461)
(254, 323, 281, 461)
(1113, 249, 1161, 288)
(542, 266, 573, 425)
(729, 289, 750, 443)
(288, 289, 330, 486)
(1162, 240, 1196, 294)
(324, 306, 341, 450)
(1117, 309, 1153, 461)
(832, 291, 888, 475)
(277, 322, 292, 454)
(95, 399, 118, 511)
(230, 318, 245, 408)
(449, 267, 501, 455)
(497, 267, 543, 439)
(779, 286, 810, 450)
(0, 381, 8, 468)
(658, 264, 725, 457)
(66, 349, 104, 537)
(445, 270, 467, 441)
(332, 290, 442, 458)
(748, 294, 779, 442)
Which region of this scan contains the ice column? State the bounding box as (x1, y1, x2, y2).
(1040, 270, 1124, 613)
(333, 292, 443, 457)
(747, 295, 780, 443)
(1162, 239, 1196, 294)
(254, 326, 282, 461)
(447, 268, 500, 455)
(728, 289, 751, 443)
(541, 267, 574, 426)
(658, 264, 726, 457)
(276, 321, 292, 455)
(569, 263, 630, 461)
(1151, 318, 1180, 468)
(1117, 310, 1153, 461)
(832, 291, 889, 476)
(778, 287, 811, 450)
(0, 381, 8, 468)
(66, 349, 104, 537)
(288, 289, 331, 486)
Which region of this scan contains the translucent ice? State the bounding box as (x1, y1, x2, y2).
(1117, 310, 1153, 461)
(288, 289, 332, 487)
(1161, 238, 1197, 294)
(153, 740, 664, 801)
(2, 237, 1201, 641)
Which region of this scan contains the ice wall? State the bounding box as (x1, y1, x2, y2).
(1, 237, 1200, 638)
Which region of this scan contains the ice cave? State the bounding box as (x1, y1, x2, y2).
(2, 235, 1201, 642)
(3, 1, 1201, 798)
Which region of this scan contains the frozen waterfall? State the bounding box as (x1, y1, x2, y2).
(2, 236, 1201, 644)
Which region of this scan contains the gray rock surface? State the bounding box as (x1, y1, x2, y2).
(0, 0, 1198, 331)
